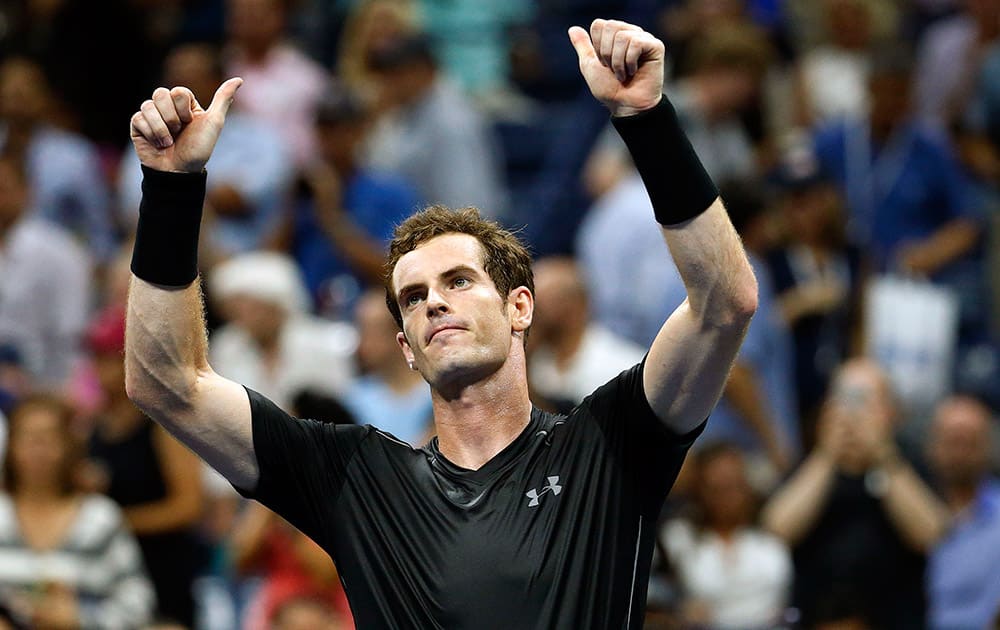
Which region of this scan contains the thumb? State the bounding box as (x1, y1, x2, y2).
(207, 77, 243, 119)
(567, 26, 596, 62)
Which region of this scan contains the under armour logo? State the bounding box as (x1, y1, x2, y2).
(526, 476, 562, 507)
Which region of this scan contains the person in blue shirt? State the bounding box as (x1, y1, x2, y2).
(927, 395, 1000, 630)
(812, 45, 983, 280)
(290, 85, 421, 319)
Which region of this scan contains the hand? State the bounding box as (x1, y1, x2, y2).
(32, 584, 79, 630)
(896, 240, 940, 277)
(568, 19, 665, 117)
(129, 77, 243, 173)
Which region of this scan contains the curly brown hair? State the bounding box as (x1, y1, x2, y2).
(384, 205, 534, 334)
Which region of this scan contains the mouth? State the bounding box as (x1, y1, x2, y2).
(427, 325, 465, 344)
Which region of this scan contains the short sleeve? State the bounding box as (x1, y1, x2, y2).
(578, 359, 704, 515)
(238, 388, 371, 544)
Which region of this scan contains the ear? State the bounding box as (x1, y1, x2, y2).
(508, 286, 533, 334)
(396, 331, 416, 366)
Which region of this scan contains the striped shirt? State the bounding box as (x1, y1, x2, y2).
(0, 494, 154, 629)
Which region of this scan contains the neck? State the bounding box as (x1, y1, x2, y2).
(431, 350, 533, 470)
(101, 398, 144, 436)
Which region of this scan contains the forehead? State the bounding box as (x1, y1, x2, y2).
(392, 233, 487, 289)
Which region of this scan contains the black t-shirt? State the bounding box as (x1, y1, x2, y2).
(792, 473, 927, 629)
(237, 361, 702, 629)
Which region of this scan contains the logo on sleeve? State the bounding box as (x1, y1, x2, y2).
(525, 475, 562, 507)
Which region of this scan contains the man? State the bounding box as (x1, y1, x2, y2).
(926, 395, 1000, 630)
(342, 289, 432, 445)
(761, 358, 949, 629)
(124, 19, 757, 627)
(0, 57, 115, 260)
(290, 85, 421, 316)
(364, 33, 509, 219)
(0, 154, 91, 389)
(528, 256, 645, 411)
(208, 251, 356, 412)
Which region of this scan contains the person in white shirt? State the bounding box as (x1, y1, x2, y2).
(208, 252, 357, 412)
(0, 154, 91, 389)
(528, 257, 645, 410)
(661, 442, 792, 629)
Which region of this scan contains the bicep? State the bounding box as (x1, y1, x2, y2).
(149, 370, 258, 492)
(642, 298, 750, 434)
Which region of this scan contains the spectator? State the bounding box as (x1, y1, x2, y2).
(342, 289, 431, 445)
(119, 42, 294, 256)
(661, 442, 792, 629)
(364, 33, 508, 218)
(766, 142, 863, 437)
(208, 251, 357, 411)
(926, 395, 1000, 629)
(0, 394, 154, 629)
(336, 0, 420, 105)
(793, 0, 875, 126)
(0, 57, 114, 260)
(0, 153, 91, 389)
(528, 256, 644, 411)
(813, 45, 983, 278)
(762, 358, 949, 629)
(224, 0, 327, 167)
(914, 0, 1000, 128)
(232, 503, 353, 630)
(286, 84, 421, 316)
(85, 306, 206, 628)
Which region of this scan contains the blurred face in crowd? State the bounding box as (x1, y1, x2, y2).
(826, 0, 871, 50)
(227, 0, 286, 53)
(697, 447, 755, 531)
(392, 233, 531, 390)
(94, 352, 127, 402)
(929, 396, 992, 489)
(699, 65, 759, 119)
(0, 58, 51, 128)
(529, 258, 587, 345)
(223, 294, 287, 347)
(355, 290, 406, 374)
(828, 360, 894, 428)
(7, 401, 74, 494)
(869, 70, 912, 136)
(781, 184, 842, 247)
(0, 159, 28, 229)
(316, 118, 367, 173)
(163, 45, 222, 109)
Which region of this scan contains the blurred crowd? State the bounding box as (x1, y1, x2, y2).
(0, 0, 999, 628)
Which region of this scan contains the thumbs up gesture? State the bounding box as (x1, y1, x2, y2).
(568, 19, 664, 117)
(129, 78, 243, 173)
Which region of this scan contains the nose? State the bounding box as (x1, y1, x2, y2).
(425, 287, 450, 316)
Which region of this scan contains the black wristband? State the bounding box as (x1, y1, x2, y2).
(611, 98, 719, 226)
(130, 165, 207, 286)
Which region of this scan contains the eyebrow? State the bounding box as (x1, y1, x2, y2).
(396, 264, 481, 303)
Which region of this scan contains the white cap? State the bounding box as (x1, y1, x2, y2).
(209, 252, 311, 314)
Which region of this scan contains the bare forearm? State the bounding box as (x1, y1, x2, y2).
(761, 451, 837, 544)
(880, 460, 951, 551)
(124, 276, 209, 414)
(124, 499, 201, 534)
(661, 199, 758, 326)
(315, 211, 386, 285)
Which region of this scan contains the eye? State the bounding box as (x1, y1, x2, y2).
(404, 293, 423, 308)
(453, 277, 470, 288)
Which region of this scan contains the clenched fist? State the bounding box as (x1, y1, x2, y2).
(129, 78, 242, 174)
(568, 19, 664, 117)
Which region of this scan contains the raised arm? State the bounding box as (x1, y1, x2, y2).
(570, 20, 757, 434)
(124, 79, 260, 491)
